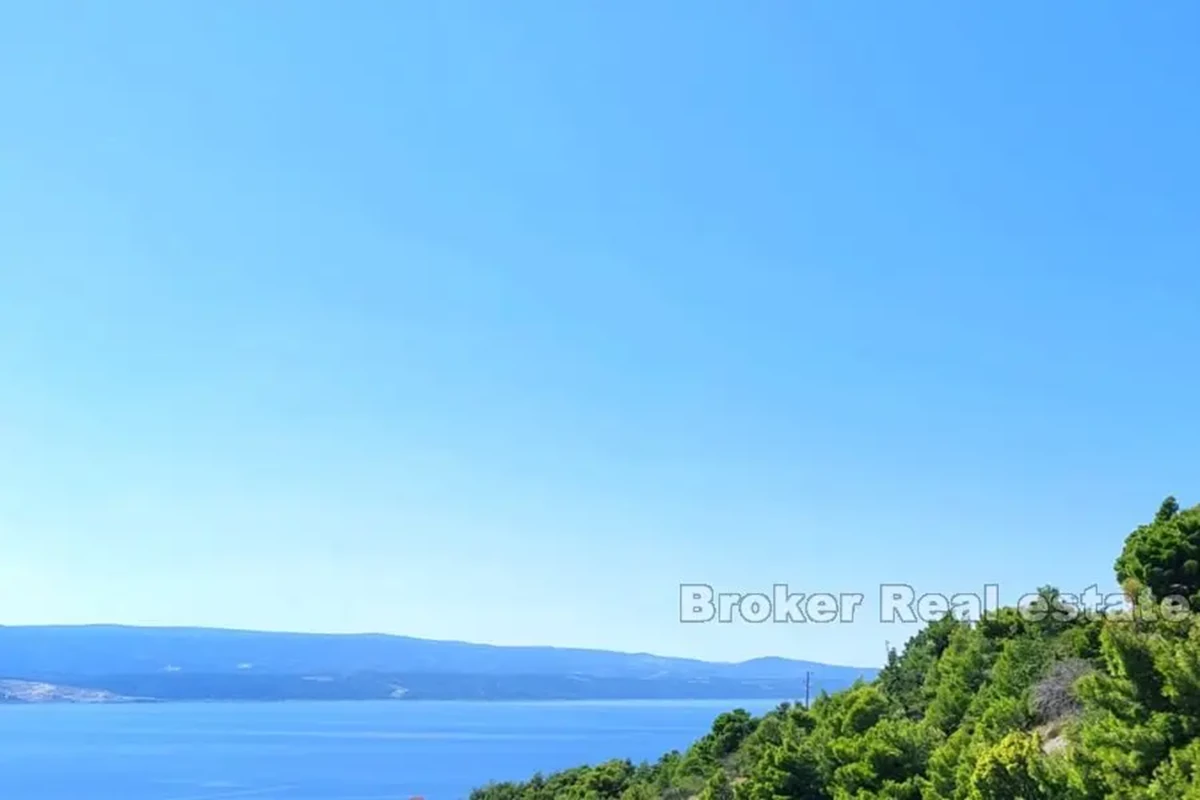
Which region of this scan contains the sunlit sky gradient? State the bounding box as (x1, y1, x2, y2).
(2, 2, 1198, 667)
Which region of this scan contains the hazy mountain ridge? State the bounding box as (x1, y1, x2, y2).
(0, 625, 875, 702)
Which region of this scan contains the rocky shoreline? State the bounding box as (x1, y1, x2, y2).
(0, 679, 141, 704)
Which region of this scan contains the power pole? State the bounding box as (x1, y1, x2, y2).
(804, 670, 811, 709)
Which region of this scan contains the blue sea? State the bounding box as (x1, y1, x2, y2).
(0, 699, 782, 799)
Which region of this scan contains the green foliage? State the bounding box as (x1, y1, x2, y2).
(1146, 737, 1200, 798)
(923, 626, 994, 734)
(825, 717, 939, 798)
(878, 615, 962, 719)
(699, 769, 736, 800)
(1116, 496, 1200, 602)
(739, 735, 826, 800)
(966, 732, 1069, 799)
(711, 709, 760, 760)
(472, 496, 1200, 800)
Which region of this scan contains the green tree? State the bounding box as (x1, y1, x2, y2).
(879, 615, 963, 718)
(967, 732, 1065, 800)
(826, 718, 940, 799)
(923, 627, 994, 734)
(1147, 737, 1200, 798)
(741, 738, 827, 800)
(699, 769, 735, 800)
(1115, 497, 1200, 601)
(710, 709, 759, 759)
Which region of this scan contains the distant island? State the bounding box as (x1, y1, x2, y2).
(0, 625, 875, 703)
(0, 679, 139, 704)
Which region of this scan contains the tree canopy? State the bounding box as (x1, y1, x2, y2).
(1116, 496, 1200, 602)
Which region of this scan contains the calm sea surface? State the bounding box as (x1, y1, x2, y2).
(0, 699, 781, 799)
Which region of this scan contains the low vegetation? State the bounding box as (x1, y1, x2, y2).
(471, 496, 1200, 799)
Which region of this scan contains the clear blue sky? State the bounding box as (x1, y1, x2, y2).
(1, 2, 1197, 668)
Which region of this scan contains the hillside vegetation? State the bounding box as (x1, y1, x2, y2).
(471, 496, 1200, 799)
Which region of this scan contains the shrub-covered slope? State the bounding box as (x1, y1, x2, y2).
(471, 496, 1200, 799)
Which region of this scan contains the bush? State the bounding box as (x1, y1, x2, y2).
(1031, 658, 1093, 723)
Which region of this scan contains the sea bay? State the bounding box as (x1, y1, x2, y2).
(0, 699, 782, 799)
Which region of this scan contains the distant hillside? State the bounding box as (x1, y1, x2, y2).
(0, 625, 875, 702)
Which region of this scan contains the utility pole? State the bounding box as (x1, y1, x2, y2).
(804, 670, 811, 709)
